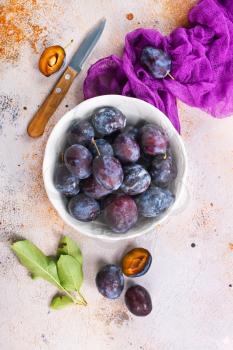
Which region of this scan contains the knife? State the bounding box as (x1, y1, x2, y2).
(27, 18, 106, 138)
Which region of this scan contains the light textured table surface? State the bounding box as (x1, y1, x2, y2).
(1, 1, 233, 349)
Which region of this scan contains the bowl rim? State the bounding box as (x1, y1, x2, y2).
(43, 95, 187, 241)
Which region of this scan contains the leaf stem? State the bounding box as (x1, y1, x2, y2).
(58, 286, 78, 304)
(76, 291, 88, 306)
(54, 282, 87, 306)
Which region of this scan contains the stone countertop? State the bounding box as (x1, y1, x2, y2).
(1, 1, 233, 349)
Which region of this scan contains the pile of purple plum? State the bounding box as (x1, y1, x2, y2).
(54, 106, 177, 233)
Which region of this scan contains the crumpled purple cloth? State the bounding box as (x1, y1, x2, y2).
(83, 0, 233, 133)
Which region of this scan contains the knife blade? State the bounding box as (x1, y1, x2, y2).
(70, 18, 106, 73)
(27, 18, 106, 138)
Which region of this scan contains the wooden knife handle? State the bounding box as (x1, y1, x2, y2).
(27, 66, 78, 138)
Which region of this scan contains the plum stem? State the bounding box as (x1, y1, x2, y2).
(167, 72, 175, 80)
(61, 152, 64, 163)
(91, 138, 101, 156)
(159, 66, 175, 80)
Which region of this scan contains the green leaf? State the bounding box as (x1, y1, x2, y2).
(50, 295, 74, 310)
(57, 236, 83, 265)
(11, 239, 87, 307)
(57, 255, 83, 292)
(11, 240, 60, 288)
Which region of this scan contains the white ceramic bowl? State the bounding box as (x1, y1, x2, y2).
(43, 95, 187, 240)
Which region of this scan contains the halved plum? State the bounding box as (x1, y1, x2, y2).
(121, 248, 152, 277)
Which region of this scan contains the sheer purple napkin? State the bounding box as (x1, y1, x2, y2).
(83, 0, 233, 133)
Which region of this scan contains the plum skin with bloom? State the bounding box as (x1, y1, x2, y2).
(150, 152, 177, 187)
(67, 120, 95, 146)
(95, 264, 124, 299)
(113, 134, 140, 164)
(104, 194, 138, 233)
(54, 164, 80, 197)
(140, 46, 172, 79)
(121, 164, 151, 195)
(89, 138, 113, 157)
(93, 155, 123, 191)
(68, 193, 100, 222)
(136, 186, 174, 218)
(121, 125, 139, 140)
(82, 176, 111, 199)
(64, 144, 93, 179)
(92, 106, 126, 135)
(140, 124, 168, 156)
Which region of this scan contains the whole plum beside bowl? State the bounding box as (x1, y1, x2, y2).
(125, 285, 152, 316)
(43, 95, 187, 240)
(96, 264, 124, 299)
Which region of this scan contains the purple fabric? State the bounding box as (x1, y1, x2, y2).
(83, 0, 233, 132)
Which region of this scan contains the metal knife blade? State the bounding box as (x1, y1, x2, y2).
(69, 18, 106, 73)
